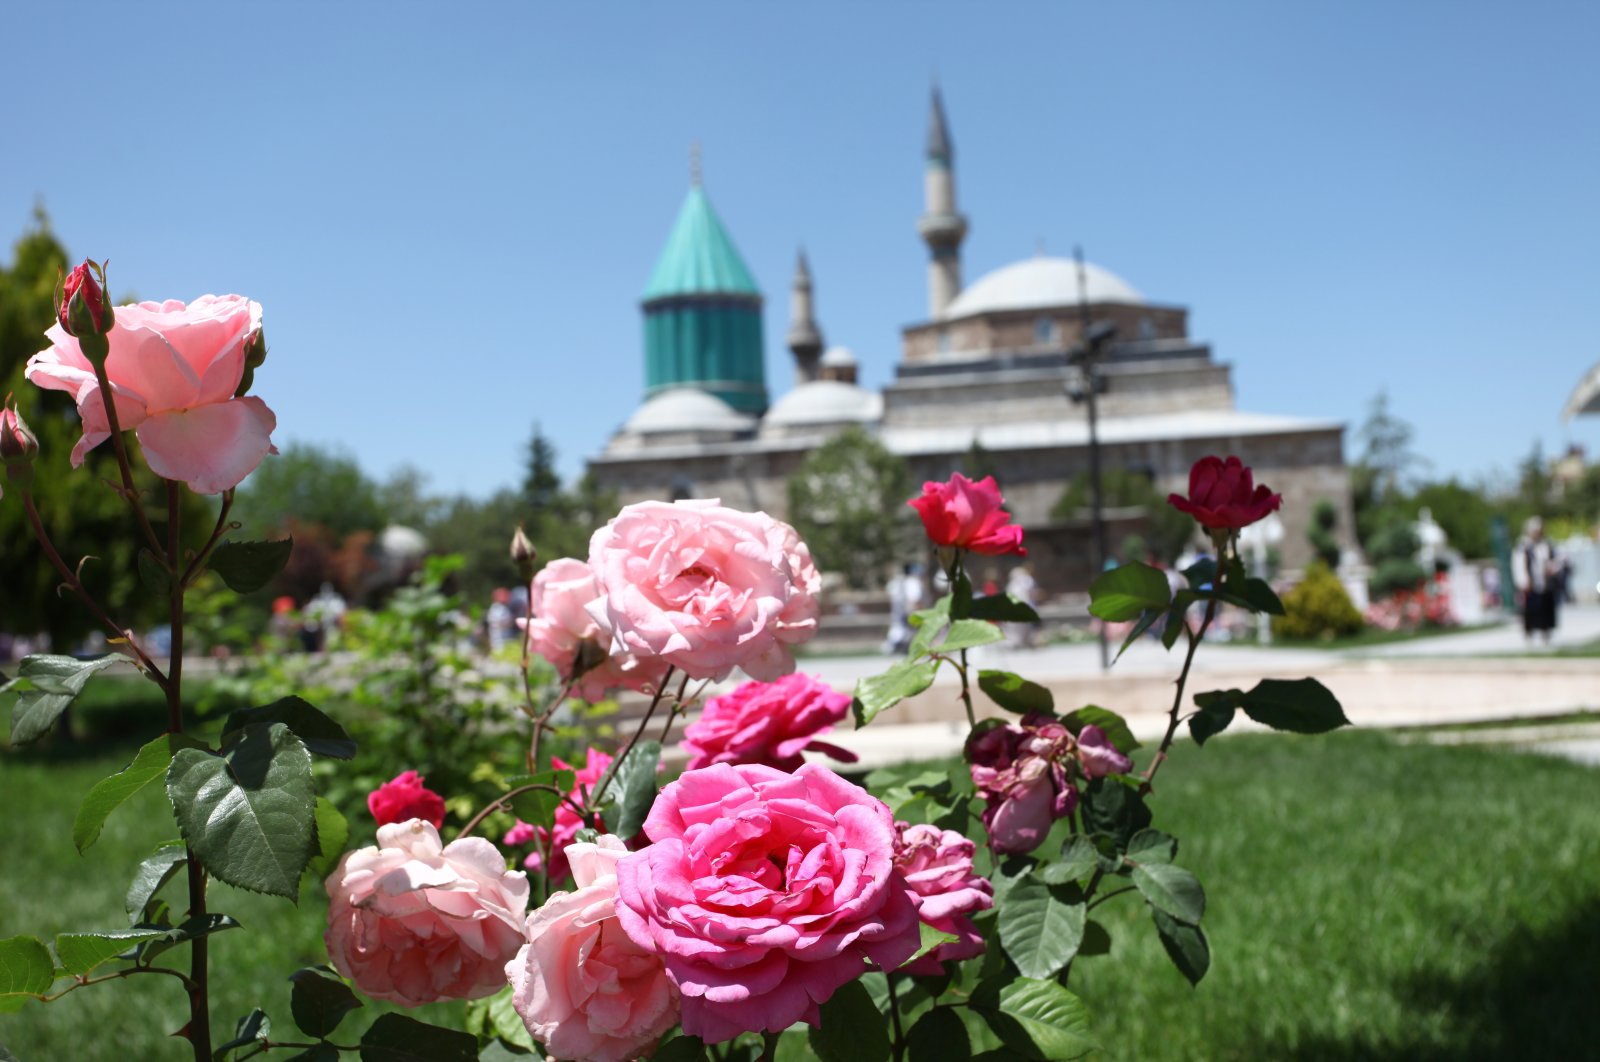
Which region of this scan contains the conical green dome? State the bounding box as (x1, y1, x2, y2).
(643, 186, 762, 301)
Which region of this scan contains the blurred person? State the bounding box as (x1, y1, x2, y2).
(883, 562, 925, 654)
(1004, 563, 1040, 647)
(487, 587, 515, 652)
(303, 582, 348, 653)
(1511, 517, 1561, 644)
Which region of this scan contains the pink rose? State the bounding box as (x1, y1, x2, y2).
(968, 714, 1078, 854)
(1075, 724, 1133, 779)
(1167, 455, 1282, 532)
(586, 499, 821, 682)
(506, 835, 680, 1062)
(614, 763, 920, 1044)
(907, 472, 1026, 556)
(526, 557, 670, 702)
(324, 819, 528, 1006)
(367, 770, 447, 829)
(681, 673, 859, 772)
(892, 823, 994, 975)
(504, 747, 613, 884)
(26, 294, 277, 493)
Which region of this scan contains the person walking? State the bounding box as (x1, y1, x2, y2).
(1511, 517, 1561, 644)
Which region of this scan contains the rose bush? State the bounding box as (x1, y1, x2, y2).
(525, 556, 669, 701)
(586, 499, 821, 682)
(1167, 454, 1283, 531)
(27, 293, 276, 493)
(613, 762, 920, 1043)
(681, 672, 857, 772)
(324, 819, 529, 1006)
(506, 835, 680, 1062)
(907, 471, 1026, 555)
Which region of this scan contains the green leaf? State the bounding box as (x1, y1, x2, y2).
(1042, 835, 1100, 884)
(1189, 688, 1242, 747)
(214, 1008, 270, 1061)
(809, 977, 890, 1062)
(999, 876, 1087, 979)
(853, 660, 938, 727)
(1182, 556, 1217, 589)
(650, 1036, 709, 1062)
(935, 619, 1005, 654)
(950, 567, 974, 619)
(136, 548, 172, 594)
(359, 1012, 479, 1061)
(967, 593, 1040, 623)
(989, 978, 1098, 1060)
(1062, 705, 1140, 754)
(53, 927, 171, 976)
(1080, 778, 1152, 851)
(167, 722, 316, 900)
(125, 841, 188, 920)
(1240, 576, 1286, 615)
(0, 936, 55, 1010)
(909, 920, 962, 967)
(463, 983, 535, 1051)
(134, 913, 240, 964)
(1125, 829, 1178, 865)
(73, 733, 205, 853)
(1240, 678, 1351, 735)
(1114, 608, 1164, 660)
(1088, 562, 1172, 621)
(7, 654, 119, 744)
(607, 739, 661, 839)
(1152, 908, 1210, 985)
(1132, 862, 1206, 925)
(285, 1044, 341, 1062)
(289, 966, 362, 1039)
(502, 768, 577, 831)
(1079, 919, 1113, 956)
(208, 537, 294, 593)
(307, 797, 349, 880)
(906, 1005, 971, 1061)
(222, 696, 355, 760)
(908, 596, 953, 659)
(977, 670, 1054, 715)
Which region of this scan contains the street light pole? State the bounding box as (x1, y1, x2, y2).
(1070, 246, 1116, 671)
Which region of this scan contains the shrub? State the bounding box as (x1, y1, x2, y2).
(1274, 561, 1364, 640)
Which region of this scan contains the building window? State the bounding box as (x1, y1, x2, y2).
(1139, 315, 1157, 340)
(1034, 316, 1057, 345)
(937, 330, 952, 355)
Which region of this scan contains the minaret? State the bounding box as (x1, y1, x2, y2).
(786, 249, 824, 385)
(917, 84, 968, 318)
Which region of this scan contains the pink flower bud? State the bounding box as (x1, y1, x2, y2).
(1, 399, 39, 495)
(510, 525, 537, 581)
(57, 259, 114, 339)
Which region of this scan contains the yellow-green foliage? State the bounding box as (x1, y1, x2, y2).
(1274, 561, 1364, 640)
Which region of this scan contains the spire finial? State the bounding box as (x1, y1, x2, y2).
(690, 141, 702, 186)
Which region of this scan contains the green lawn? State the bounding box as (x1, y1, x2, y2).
(3, 729, 1599, 1059)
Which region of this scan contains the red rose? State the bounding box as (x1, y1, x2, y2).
(367, 770, 446, 829)
(58, 260, 113, 338)
(1167, 455, 1282, 531)
(907, 473, 1026, 555)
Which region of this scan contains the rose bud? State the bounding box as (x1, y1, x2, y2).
(57, 259, 114, 341)
(510, 525, 537, 582)
(234, 328, 267, 397)
(1, 398, 40, 494)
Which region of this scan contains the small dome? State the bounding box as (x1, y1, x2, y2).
(764, 380, 882, 428)
(378, 525, 428, 558)
(624, 388, 755, 434)
(820, 346, 858, 368)
(944, 256, 1143, 319)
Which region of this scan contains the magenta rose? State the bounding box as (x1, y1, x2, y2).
(526, 557, 670, 702)
(968, 714, 1079, 854)
(586, 499, 821, 682)
(367, 770, 447, 829)
(907, 472, 1026, 556)
(27, 293, 277, 493)
(324, 819, 528, 1006)
(613, 763, 920, 1043)
(1167, 455, 1282, 532)
(507, 835, 680, 1062)
(1075, 724, 1133, 779)
(681, 672, 859, 772)
(892, 822, 994, 974)
(504, 746, 613, 883)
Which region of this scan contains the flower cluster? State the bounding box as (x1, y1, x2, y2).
(681, 672, 857, 772)
(968, 715, 1132, 854)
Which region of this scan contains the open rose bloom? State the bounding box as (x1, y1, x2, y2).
(507, 835, 679, 1062)
(367, 770, 446, 829)
(893, 823, 994, 975)
(907, 472, 1026, 556)
(324, 819, 528, 1006)
(1167, 454, 1282, 531)
(614, 763, 920, 1043)
(587, 499, 821, 682)
(681, 672, 858, 772)
(27, 294, 277, 493)
(526, 557, 669, 701)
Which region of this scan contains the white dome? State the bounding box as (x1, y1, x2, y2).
(764, 380, 882, 428)
(624, 388, 755, 434)
(819, 346, 858, 368)
(943, 256, 1143, 319)
(378, 525, 428, 558)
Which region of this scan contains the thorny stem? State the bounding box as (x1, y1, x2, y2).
(657, 671, 694, 743)
(456, 783, 586, 841)
(20, 492, 170, 692)
(526, 681, 574, 775)
(1142, 591, 1220, 793)
(38, 964, 194, 1002)
(179, 489, 235, 589)
(587, 665, 677, 814)
(956, 648, 977, 729)
(86, 354, 166, 558)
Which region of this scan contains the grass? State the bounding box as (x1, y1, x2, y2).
(4, 727, 1600, 1059)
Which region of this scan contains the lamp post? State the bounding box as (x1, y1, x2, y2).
(1068, 247, 1117, 669)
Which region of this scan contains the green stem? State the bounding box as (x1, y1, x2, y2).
(179, 489, 234, 589)
(1141, 591, 1220, 793)
(456, 783, 584, 840)
(85, 351, 167, 558)
(587, 665, 677, 813)
(884, 970, 907, 1061)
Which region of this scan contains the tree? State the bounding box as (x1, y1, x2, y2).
(230, 442, 385, 538)
(1308, 499, 1342, 569)
(787, 427, 914, 589)
(1410, 479, 1495, 559)
(524, 425, 563, 513)
(1352, 391, 1426, 545)
(0, 211, 211, 646)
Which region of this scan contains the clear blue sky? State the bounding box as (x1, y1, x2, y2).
(8, 2, 1599, 498)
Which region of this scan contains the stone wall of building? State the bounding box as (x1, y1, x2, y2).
(902, 303, 1189, 362)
